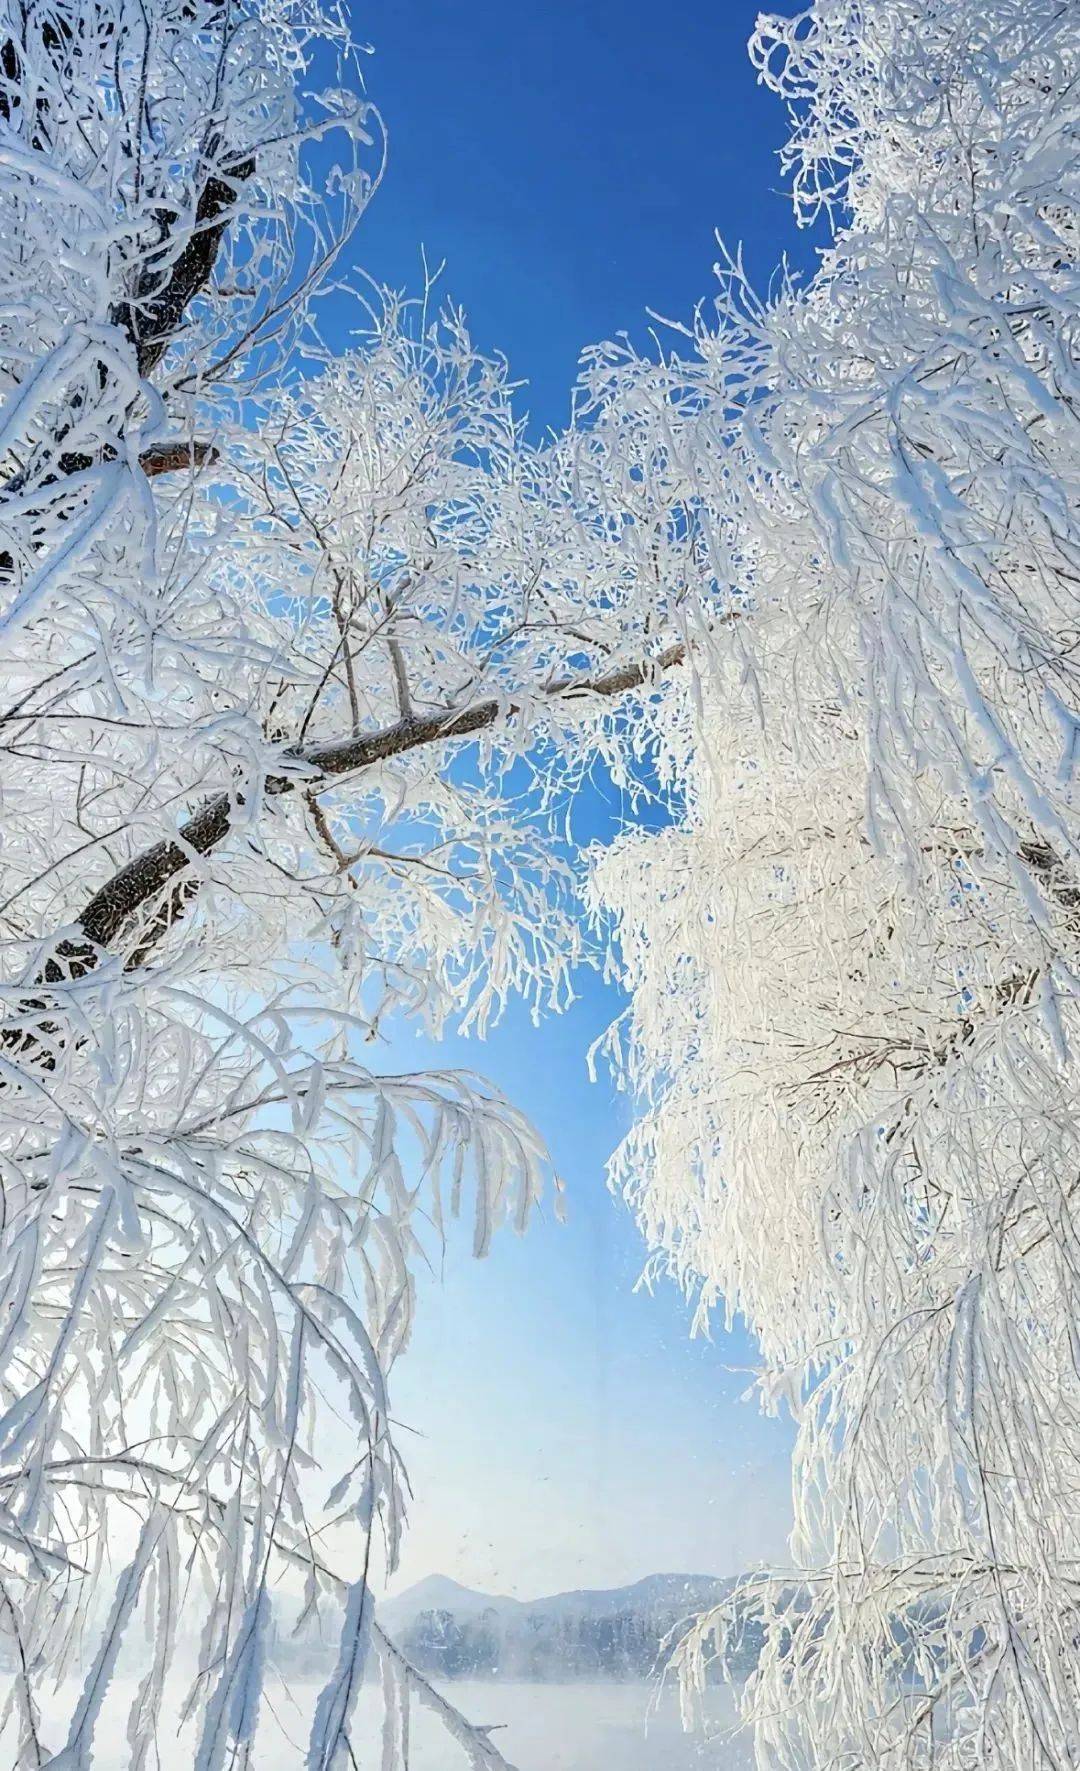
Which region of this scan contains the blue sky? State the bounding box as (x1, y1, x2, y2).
(337, 0, 816, 1601)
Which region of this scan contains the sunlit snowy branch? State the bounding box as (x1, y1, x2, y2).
(593, 1, 1080, 1765)
(0, 3, 688, 1763)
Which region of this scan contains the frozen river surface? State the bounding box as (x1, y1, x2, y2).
(324, 1678, 749, 1770)
(21, 1676, 752, 1768)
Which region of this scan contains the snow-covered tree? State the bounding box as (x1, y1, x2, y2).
(0, 4, 686, 1763)
(591, 1, 1080, 1765)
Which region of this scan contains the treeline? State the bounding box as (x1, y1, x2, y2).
(397, 1603, 766, 1683)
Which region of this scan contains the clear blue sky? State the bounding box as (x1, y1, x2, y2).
(335, 0, 816, 1601)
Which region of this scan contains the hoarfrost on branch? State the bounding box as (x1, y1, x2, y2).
(0, 4, 685, 1763)
(593, 1, 1080, 1764)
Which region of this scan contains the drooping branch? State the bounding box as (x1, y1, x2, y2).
(795, 836, 1080, 1131)
(24, 1457, 518, 1770)
(893, 841, 1080, 1095)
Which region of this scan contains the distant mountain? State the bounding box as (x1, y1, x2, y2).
(519, 1572, 734, 1622)
(379, 1573, 525, 1634)
(377, 1571, 761, 1683)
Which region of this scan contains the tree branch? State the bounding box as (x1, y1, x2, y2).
(49, 643, 687, 979)
(138, 440, 218, 478)
(113, 151, 256, 377)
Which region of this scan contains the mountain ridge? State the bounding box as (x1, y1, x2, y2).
(377, 1570, 747, 1683)
(380, 1569, 732, 1631)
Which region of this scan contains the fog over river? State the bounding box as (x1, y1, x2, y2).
(24, 1673, 750, 1768)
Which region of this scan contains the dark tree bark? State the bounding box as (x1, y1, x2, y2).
(52, 644, 687, 979)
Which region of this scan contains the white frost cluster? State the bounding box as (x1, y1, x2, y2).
(593, 1, 1080, 1764)
(0, 4, 685, 1765)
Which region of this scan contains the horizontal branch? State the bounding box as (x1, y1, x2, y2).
(49, 642, 687, 978)
(139, 440, 218, 478)
(543, 640, 686, 701)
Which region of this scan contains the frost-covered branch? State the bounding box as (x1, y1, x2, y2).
(0, 4, 690, 1762)
(49, 638, 685, 984)
(592, 2, 1080, 1765)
